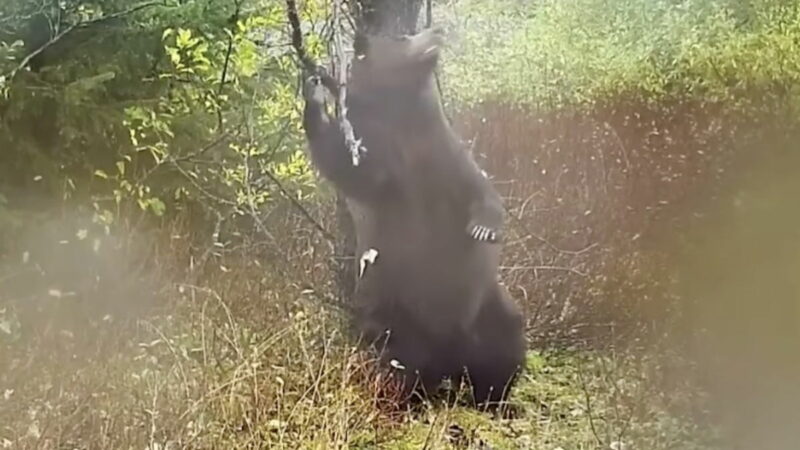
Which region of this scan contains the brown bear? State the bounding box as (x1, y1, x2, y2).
(301, 26, 525, 405)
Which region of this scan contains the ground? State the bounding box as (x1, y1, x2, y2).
(0, 279, 720, 450)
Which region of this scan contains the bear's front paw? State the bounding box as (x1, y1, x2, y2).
(467, 202, 504, 244)
(303, 75, 327, 105)
(468, 222, 501, 243)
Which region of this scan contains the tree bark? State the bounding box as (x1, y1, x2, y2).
(355, 0, 424, 35)
(334, 192, 357, 301)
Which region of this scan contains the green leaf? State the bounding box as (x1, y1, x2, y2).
(149, 198, 166, 217)
(0, 318, 12, 335)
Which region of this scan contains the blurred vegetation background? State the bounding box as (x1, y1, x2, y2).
(0, 0, 798, 448)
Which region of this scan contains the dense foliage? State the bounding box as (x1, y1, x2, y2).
(2, 0, 799, 239)
(439, 0, 800, 107)
(0, 0, 327, 249)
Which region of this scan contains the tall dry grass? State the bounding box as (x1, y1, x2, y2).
(454, 98, 788, 344)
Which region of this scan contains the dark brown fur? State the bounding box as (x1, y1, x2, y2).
(302, 27, 524, 405)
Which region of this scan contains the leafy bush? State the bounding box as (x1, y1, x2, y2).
(0, 0, 326, 239)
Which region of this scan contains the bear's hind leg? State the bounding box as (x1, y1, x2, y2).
(464, 285, 525, 406)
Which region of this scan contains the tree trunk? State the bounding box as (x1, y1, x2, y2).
(334, 0, 424, 302)
(334, 192, 357, 301)
(356, 0, 424, 35)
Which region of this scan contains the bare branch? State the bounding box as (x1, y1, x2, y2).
(500, 265, 588, 277)
(172, 131, 234, 164)
(4, 1, 165, 82)
(217, 1, 241, 131)
(331, 0, 366, 166)
(285, 0, 318, 72)
(426, 0, 432, 28)
(284, 0, 365, 165)
(170, 159, 237, 207)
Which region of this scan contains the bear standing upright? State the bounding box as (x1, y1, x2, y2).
(302, 26, 525, 404)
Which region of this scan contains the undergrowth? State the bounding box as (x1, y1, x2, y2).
(0, 249, 720, 449)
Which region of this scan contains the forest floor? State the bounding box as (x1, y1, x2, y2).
(0, 282, 721, 450)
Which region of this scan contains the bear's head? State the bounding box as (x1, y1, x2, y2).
(348, 26, 445, 96)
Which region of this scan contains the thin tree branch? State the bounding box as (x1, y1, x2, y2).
(170, 159, 237, 207)
(5, 1, 165, 82)
(260, 167, 336, 243)
(500, 265, 588, 277)
(286, 0, 317, 71)
(172, 131, 234, 164)
(331, 0, 365, 166)
(284, 0, 365, 165)
(244, 115, 334, 244)
(426, 0, 433, 28)
(242, 150, 276, 242)
(217, 3, 238, 132)
(218, 1, 241, 100)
